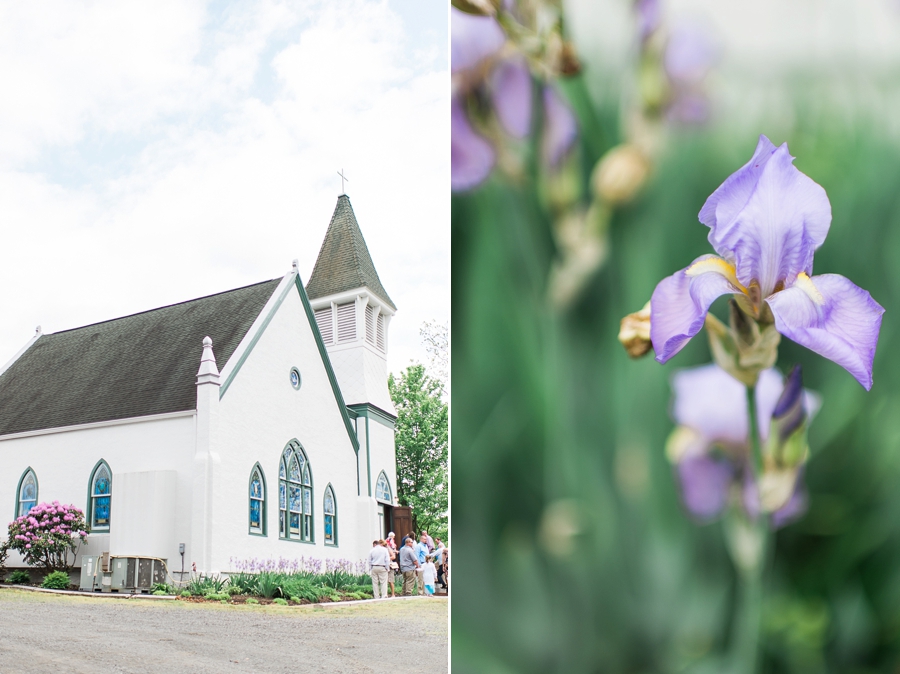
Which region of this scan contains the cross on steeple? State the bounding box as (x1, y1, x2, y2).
(337, 169, 349, 195)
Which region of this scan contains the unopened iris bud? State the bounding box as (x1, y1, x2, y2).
(591, 144, 651, 206)
(619, 301, 652, 358)
(759, 366, 809, 512)
(764, 365, 808, 468)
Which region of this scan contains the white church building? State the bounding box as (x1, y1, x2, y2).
(0, 195, 407, 581)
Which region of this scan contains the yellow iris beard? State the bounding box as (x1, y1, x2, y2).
(685, 257, 749, 295)
(794, 272, 824, 305)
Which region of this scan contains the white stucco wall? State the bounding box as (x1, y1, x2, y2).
(211, 280, 369, 572)
(0, 413, 195, 570)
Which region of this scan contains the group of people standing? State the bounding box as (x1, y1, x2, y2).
(367, 529, 448, 599)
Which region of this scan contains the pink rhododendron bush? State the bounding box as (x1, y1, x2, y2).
(6, 502, 87, 572)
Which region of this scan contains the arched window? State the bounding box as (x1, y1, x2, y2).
(375, 471, 392, 504)
(16, 468, 38, 518)
(279, 441, 313, 542)
(88, 461, 112, 531)
(323, 485, 337, 546)
(249, 464, 266, 535)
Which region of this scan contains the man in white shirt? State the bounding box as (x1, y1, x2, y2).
(368, 539, 391, 599)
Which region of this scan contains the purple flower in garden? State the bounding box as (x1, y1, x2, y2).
(451, 7, 578, 191)
(650, 136, 885, 388)
(670, 364, 818, 524)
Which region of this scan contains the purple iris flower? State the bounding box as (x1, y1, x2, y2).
(671, 364, 818, 525)
(451, 7, 578, 191)
(650, 135, 885, 389)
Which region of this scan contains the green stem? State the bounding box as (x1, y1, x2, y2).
(728, 384, 771, 674)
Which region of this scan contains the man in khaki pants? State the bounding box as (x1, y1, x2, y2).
(368, 539, 390, 599)
(399, 537, 419, 596)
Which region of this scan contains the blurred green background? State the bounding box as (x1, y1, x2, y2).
(452, 2, 900, 672)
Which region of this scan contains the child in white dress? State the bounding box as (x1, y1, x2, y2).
(422, 555, 437, 596)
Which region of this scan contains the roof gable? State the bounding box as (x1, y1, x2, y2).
(305, 195, 396, 310)
(0, 279, 280, 436)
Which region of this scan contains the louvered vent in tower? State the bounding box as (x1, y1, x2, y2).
(337, 302, 356, 343)
(315, 307, 333, 344)
(365, 305, 377, 346)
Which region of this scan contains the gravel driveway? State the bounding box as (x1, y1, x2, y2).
(0, 590, 447, 673)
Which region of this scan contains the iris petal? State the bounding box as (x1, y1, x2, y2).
(542, 86, 577, 168)
(700, 136, 831, 297)
(699, 135, 776, 243)
(451, 97, 495, 192)
(767, 274, 885, 390)
(650, 255, 744, 362)
(729, 145, 831, 296)
(451, 8, 505, 75)
(677, 455, 734, 521)
(491, 57, 532, 139)
(672, 364, 748, 445)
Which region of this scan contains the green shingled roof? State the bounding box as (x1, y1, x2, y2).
(0, 278, 280, 436)
(305, 195, 396, 310)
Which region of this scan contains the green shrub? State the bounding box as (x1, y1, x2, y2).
(229, 572, 257, 594)
(7, 570, 30, 584)
(226, 585, 243, 596)
(322, 569, 354, 591)
(152, 590, 167, 596)
(245, 597, 259, 604)
(255, 571, 284, 599)
(204, 592, 229, 601)
(272, 597, 288, 606)
(180, 590, 191, 598)
(41, 571, 71, 589)
(187, 573, 229, 596)
(289, 596, 301, 603)
(151, 582, 174, 594)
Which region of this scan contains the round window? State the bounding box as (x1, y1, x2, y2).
(290, 367, 301, 390)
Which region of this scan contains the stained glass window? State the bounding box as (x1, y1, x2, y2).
(90, 462, 112, 530)
(279, 441, 313, 542)
(249, 465, 265, 534)
(324, 486, 336, 545)
(17, 469, 37, 518)
(375, 472, 392, 504)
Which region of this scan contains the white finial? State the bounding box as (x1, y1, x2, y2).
(35, 325, 42, 336)
(292, 259, 299, 273)
(197, 335, 220, 382)
(337, 168, 349, 195)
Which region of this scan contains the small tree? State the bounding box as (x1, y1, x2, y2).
(389, 364, 448, 541)
(6, 502, 88, 572)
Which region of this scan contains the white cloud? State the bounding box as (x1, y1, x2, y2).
(0, 0, 448, 377)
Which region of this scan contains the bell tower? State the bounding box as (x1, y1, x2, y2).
(305, 194, 396, 414)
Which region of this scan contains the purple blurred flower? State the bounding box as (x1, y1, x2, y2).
(452, 97, 496, 192)
(651, 136, 884, 389)
(542, 86, 578, 168)
(635, 0, 662, 42)
(451, 8, 505, 75)
(663, 21, 718, 126)
(451, 7, 578, 191)
(671, 364, 817, 525)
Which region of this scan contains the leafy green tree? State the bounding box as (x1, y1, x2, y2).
(389, 363, 448, 542)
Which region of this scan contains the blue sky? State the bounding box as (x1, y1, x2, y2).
(0, 0, 448, 375)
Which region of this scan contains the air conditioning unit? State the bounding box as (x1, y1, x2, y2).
(79, 555, 112, 592)
(108, 557, 168, 593)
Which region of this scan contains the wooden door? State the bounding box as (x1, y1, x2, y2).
(393, 506, 413, 543)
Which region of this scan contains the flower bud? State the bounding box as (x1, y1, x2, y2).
(618, 301, 652, 358)
(591, 144, 650, 206)
(705, 300, 780, 386)
(763, 366, 809, 470)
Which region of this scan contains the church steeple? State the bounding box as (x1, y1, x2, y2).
(306, 195, 395, 310)
(305, 195, 396, 413)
